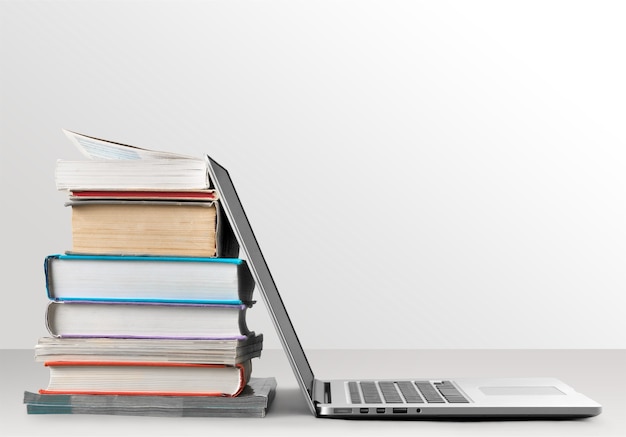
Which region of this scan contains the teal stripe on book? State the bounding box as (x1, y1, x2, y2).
(54, 297, 245, 305)
(54, 254, 244, 264)
(27, 405, 73, 414)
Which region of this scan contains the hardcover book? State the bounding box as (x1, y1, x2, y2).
(67, 199, 238, 258)
(45, 254, 255, 305)
(39, 360, 252, 397)
(46, 301, 252, 339)
(68, 190, 218, 201)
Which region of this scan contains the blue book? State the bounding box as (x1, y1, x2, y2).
(45, 254, 255, 305)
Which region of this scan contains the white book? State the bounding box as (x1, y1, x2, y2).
(55, 130, 210, 190)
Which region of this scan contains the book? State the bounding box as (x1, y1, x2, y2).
(55, 130, 211, 191)
(23, 377, 277, 417)
(46, 301, 252, 339)
(38, 360, 252, 396)
(45, 254, 255, 305)
(67, 199, 238, 258)
(68, 190, 218, 201)
(34, 335, 264, 365)
(28, 129, 269, 418)
(56, 130, 239, 257)
(55, 159, 212, 190)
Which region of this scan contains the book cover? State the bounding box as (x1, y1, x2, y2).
(45, 254, 255, 305)
(69, 190, 218, 201)
(62, 129, 198, 161)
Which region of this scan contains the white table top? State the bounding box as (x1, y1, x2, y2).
(3, 348, 624, 436)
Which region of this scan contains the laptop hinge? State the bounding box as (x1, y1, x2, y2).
(313, 379, 330, 404)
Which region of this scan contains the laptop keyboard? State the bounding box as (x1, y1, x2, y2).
(348, 381, 469, 404)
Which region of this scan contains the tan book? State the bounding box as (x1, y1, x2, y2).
(68, 200, 238, 257)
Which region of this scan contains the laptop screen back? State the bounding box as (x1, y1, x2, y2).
(206, 156, 316, 398)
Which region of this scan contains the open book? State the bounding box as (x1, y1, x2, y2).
(63, 129, 198, 160)
(56, 130, 212, 191)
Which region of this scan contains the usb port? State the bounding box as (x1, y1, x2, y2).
(393, 408, 408, 414)
(376, 408, 385, 414)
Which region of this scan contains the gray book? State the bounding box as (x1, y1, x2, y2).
(35, 334, 264, 365)
(24, 377, 277, 418)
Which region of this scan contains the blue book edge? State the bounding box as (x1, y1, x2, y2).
(52, 297, 245, 305)
(51, 254, 244, 264)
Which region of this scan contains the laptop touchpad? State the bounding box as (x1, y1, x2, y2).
(480, 386, 565, 396)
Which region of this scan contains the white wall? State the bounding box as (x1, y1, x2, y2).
(1, 0, 625, 349)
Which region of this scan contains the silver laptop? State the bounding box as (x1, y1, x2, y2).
(206, 156, 602, 419)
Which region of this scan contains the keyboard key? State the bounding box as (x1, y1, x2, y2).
(397, 381, 424, 403)
(360, 382, 382, 404)
(378, 382, 403, 403)
(348, 381, 362, 404)
(434, 381, 469, 403)
(415, 381, 446, 403)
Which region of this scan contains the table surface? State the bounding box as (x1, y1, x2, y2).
(1, 348, 624, 437)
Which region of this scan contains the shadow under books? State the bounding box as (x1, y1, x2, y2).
(269, 388, 311, 416)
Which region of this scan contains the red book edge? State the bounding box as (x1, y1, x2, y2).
(70, 190, 217, 199)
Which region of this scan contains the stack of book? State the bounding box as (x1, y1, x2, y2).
(24, 130, 275, 418)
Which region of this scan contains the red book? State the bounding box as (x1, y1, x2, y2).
(39, 361, 251, 397)
(70, 190, 217, 201)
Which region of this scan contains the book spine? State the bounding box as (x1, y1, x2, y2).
(237, 260, 255, 304)
(44, 255, 61, 300)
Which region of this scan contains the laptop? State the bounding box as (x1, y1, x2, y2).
(206, 156, 602, 419)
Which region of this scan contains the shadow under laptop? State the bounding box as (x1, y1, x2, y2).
(267, 387, 596, 421)
(330, 415, 596, 422)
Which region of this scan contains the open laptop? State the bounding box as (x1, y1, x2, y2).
(206, 156, 602, 419)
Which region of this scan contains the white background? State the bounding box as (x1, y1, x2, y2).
(1, 0, 625, 350)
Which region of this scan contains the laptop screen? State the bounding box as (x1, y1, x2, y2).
(206, 156, 316, 398)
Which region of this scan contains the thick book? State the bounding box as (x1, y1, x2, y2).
(67, 199, 238, 258)
(55, 159, 212, 190)
(23, 377, 277, 417)
(55, 130, 212, 191)
(34, 335, 264, 365)
(45, 254, 255, 305)
(38, 360, 252, 397)
(46, 301, 252, 339)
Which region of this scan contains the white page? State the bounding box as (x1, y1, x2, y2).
(63, 129, 199, 160)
